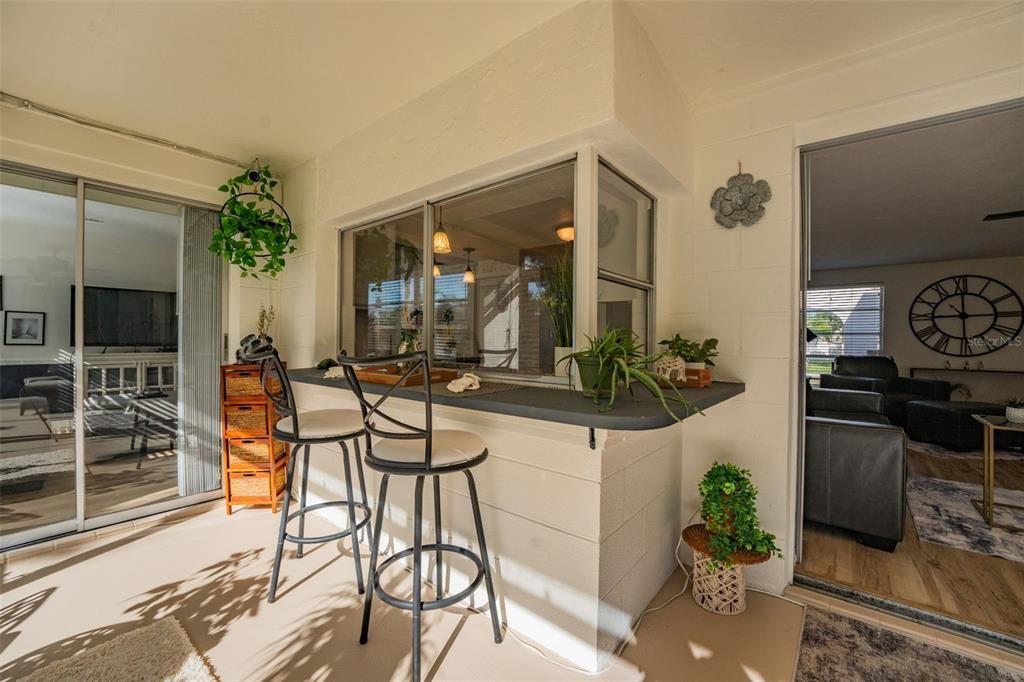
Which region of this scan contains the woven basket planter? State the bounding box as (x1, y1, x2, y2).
(683, 524, 768, 616)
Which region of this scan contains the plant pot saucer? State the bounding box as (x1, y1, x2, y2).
(682, 523, 770, 566)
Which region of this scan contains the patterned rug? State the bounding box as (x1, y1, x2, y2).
(906, 476, 1024, 562)
(796, 608, 1023, 681)
(910, 439, 1021, 461)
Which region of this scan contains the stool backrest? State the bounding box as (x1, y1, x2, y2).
(237, 334, 298, 431)
(335, 351, 434, 469)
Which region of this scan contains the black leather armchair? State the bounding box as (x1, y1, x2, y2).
(819, 356, 951, 426)
(804, 416, 906, 551)
(807, 386, 889, 424)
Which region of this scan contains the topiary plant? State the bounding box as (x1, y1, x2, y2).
(210, 162, 296, 278)
(698, 462, 782, 568)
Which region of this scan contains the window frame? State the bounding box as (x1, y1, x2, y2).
(805, 282, 885, 378)
(595, 158, 656, 352)
(336, 158, 581, 386)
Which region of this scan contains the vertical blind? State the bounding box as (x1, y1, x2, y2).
(177, 207, 223, 496)
(805, 285, 883, 377)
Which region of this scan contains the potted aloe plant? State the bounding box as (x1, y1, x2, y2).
(683, 462, 782, 615)
(1005, 397, 1024, 424)
(559, 328, 700, 421)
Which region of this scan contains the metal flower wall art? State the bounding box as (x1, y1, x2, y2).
(710, 164, 772, 228)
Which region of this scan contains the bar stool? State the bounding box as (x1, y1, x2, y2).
(337, 351, 503, 682)
(238, 335, 373, 603)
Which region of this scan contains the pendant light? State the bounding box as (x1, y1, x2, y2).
(462, 247, 476, 284)
(432, 206, 453, 254)
(555, 223, 575, 242)
(432, 261, 442, 278)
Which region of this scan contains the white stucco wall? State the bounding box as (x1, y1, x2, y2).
(671, 7, 1024, 593)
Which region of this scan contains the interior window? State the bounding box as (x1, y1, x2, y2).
(805, 285, 884, 378)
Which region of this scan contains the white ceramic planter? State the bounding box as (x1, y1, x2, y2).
(1007, 406, 1024, 424)
(688, 361, 706, 370)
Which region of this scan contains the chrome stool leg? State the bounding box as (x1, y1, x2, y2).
(341, 440, 365, 594)
(466, 469, 503, 643)
(268, 443, 301, 603)
(360, 473, 389, 644)
(295, 444, 311, 559)
(411, 475, 425, 682)
(433, 475, 443, 597)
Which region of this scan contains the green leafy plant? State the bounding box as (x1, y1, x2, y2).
(698, 462, 782, 568)
(807, 311, 844, 344)
(560, 328, 700, 422)
(210, 163, 296, 278)
(659, 335, 719, 366)
(1004, 396, 1024, 408)
(537, 252, 573, 347)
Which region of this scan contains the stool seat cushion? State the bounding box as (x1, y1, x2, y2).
(275, 409, 364, 440)
(372, 429, 485, 467)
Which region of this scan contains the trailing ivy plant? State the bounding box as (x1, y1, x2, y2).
(698, 462, 782, 568)
(210, 163, 296, 278)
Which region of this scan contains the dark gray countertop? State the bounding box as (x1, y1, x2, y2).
(289, 368, 744, 431)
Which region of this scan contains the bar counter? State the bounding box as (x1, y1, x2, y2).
(286, 367, 745, 671)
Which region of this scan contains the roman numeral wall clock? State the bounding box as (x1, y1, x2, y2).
(909, 275, 1023, 357)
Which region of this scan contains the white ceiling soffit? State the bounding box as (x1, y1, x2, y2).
(626, 1, 1010, 104)
(0, 0, 578, 170)
(807, 105, 1024, 272)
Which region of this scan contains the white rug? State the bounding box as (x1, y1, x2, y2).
(22, 617, 217, 682)
(906, 476, 1024, 562)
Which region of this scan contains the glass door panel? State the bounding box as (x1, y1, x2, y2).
(0, 169, 79, 544)
(82, 187, 183, 518)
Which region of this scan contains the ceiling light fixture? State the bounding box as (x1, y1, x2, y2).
(982, 209, 1024, 222)
(432, 261, 442, 278)
(555, 223, 575, 242)
(463, 247, 476, 285)
(432, 206, 452, 254)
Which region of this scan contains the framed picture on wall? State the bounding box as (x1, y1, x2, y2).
(4, 310, 46, 345)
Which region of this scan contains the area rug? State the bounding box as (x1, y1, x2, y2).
(796, 607, 1023, 681)
(906, 476, 1024, 562)
(910, 439, 1021, 461)
(22, 617, 218, 682)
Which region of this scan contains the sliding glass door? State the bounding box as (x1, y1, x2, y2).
(0, 169, 80, 544)
(0, 165, 223, 549)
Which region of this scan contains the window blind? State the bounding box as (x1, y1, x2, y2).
(805, 285, 883, 378)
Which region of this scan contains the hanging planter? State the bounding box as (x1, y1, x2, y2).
(210, 161, 296, 278)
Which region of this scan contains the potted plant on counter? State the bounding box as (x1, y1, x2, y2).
(559, 328, 700, 421)
(682, 462, 782, 615)
(1005, 397, 1024, 424)
(673, 336, 719, 370)
(538, 253, 573, 374)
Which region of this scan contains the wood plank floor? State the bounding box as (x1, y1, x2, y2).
(796, 447, 1024, 639)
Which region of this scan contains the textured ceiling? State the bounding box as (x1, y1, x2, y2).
(627, 1, 1010, 104)
(808, 105, 1024, 271)
(1, 1, 1012, 173)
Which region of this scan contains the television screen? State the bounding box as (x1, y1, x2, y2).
(71, 286, 177, 347)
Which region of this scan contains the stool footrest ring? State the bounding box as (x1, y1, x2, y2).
(374, 544, 486, 611)
(284, 500, 371, 545)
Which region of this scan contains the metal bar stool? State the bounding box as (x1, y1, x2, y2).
(238, 335, 373, 603)
(337, 351, 503, 682)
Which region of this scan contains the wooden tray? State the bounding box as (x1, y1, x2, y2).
(657, 368, 712, 389)
(354, 365, 458, 386)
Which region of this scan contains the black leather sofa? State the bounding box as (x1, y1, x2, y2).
(804, 386, 906, 551)
(819, 356, 951, 427)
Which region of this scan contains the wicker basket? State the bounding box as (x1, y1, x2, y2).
(228, 438, 285, 468)
(224, 369, 263, 398)
(229, 467, 286, 500)
(224, 404, 269, 436)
